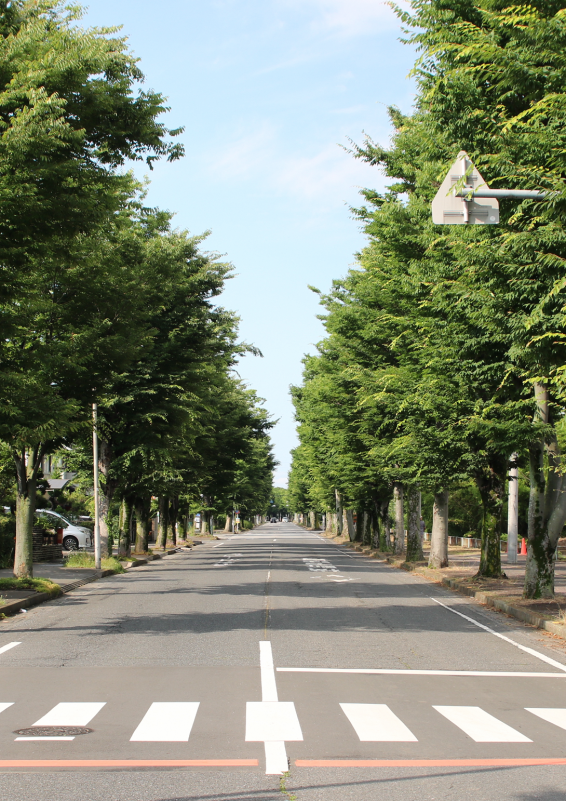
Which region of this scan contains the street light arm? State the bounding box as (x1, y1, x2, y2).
(455, 188, 546, 200)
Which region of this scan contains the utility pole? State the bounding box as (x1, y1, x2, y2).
(507, 454, 519, 565)
(93, 403, 101, 570)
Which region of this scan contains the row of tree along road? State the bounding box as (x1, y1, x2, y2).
(288, 1, 566, 600)
(0, 1, 275, 578)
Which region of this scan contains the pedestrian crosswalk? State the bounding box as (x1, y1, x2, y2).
(0, 700, 563, 745)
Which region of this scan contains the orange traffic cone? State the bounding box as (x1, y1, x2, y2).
(520, 537, 527, 556)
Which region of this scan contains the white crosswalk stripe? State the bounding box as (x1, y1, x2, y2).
(340, 703, 418, 741)
(433, 706, 532, 742)
(14, 702, 106, 742)
(130, 702, 200, 742)
(526, 708, 566, 731)
(33, 702, 106, 727)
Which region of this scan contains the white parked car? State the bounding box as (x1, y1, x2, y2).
(36, 509, 93, 551)
(282, 517, 289, 523)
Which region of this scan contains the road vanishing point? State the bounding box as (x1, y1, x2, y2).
(1, 522, 566, 801)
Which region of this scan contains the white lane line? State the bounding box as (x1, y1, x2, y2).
(526, 708, 566, 731)
(264, 741, 288, 773)
(246, 702, 303, 741)
(433, 706, 532, 743)
(276, 668, 566, 677)
(341, 703, 417, 742)
(130, 702, 200, 742)
(0, 642, 21, 656)
(252, 641, 303, 774)
(0, 703, 13, 714)
(430, 597, 566, 672)
(34, 702, 106, 727)
(260, 640, 279, 702)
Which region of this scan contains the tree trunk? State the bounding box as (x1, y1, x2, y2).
(169, 496, 179, 546)
(475, 463, 506, 578)
(393, 482, 404, 555)
(134, 496, 151, 553)
(335, 489, 343, 536)
(378, 498, 391, 551)
(352, 511, 363, 542)
(406, 486, 423, 562)
(343, 510, 354, 541)
(98, 439, 114, 558)
(429, 489, 449, 568)
(119, 499, 133, 558)
(156, 496, 168, 549)
(362, 511, 370, 546)
(225, 513, 233, 532)
(118, 498, 126, 557)
(13, 446, 45, 578)
(524, 382, 566, 598)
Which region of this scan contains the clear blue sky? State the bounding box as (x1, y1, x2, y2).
(83, 0, 416, 486)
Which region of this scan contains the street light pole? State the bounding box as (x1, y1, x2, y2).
(507, 454, 519, 565)
(93, 403, 101, 570)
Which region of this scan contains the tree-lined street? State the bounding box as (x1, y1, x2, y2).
(1, 522, 566, 799)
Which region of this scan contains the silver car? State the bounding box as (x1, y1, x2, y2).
(36, 509, 92, 551)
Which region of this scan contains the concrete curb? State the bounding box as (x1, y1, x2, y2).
(0, 591, 54, 617)
(343, 542, 566, 641)
(1, 567, 123, 617)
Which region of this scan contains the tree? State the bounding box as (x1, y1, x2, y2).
(397, 0, 566, 595)
(0, 1, 183, 576)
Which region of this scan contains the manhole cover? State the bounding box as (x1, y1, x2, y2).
(13, 726, 93, 736)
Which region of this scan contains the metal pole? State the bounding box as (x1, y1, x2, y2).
(93, 403, 101, 570)
(456, 188, 546, 200)
(507, 453, 519, 565)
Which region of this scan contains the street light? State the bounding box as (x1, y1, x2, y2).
(432, 151, 546, 225)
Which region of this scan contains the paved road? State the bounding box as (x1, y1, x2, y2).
(1, 522, 566, 800)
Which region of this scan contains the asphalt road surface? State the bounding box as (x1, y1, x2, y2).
(1, 521, 566, 801)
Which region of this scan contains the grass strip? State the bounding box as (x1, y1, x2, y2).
(64, 552, 125, 574)
(0, 577, 61, 598)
